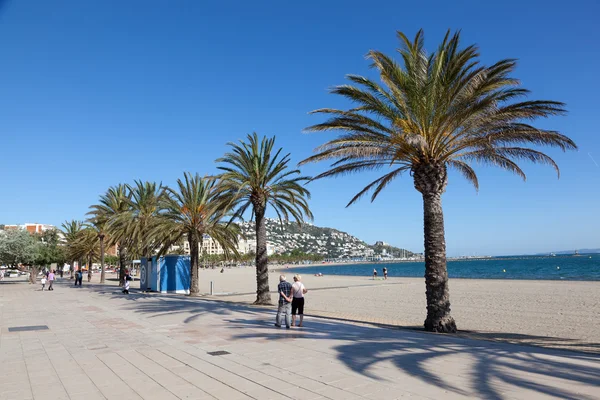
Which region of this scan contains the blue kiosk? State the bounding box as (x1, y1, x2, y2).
(139, 255, 191, 294)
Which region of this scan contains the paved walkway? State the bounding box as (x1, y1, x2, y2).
(1, 278, 599, 400)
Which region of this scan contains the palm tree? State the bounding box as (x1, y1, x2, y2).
(86, 217, 107, 283)
(88, 184, 132, 286)
(301, 30, 576, 332)
(156, 173, 240, 295)
(216, 133, 313, 304)
(112, 181, 166, 262)
(71, 227, 99, 281)
(61, 220, 84, 278)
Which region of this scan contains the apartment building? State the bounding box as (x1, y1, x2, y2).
(4, 223, 56, 234)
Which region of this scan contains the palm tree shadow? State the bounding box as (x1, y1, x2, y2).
(226, 317, 600, 399)
(85, 286, 600, 399)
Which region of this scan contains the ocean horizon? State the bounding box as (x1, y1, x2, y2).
(288, 254, 600, 281)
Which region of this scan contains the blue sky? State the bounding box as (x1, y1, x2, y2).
(1, 0, 599, 256)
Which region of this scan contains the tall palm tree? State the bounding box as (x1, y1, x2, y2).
(156, 173, 240, 295)
(86, 217, 107, 283)
(71, 227, 99, 281)
(88, 184, 132, 286)
(112, 181, 166, 261)
(216, 133, 313, 304)
(61, 220, 83, 278)
(301, 30, 576, 332)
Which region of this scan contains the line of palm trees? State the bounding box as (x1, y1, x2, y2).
(61, 29, 576, 333)
(62, 133, 312, 303)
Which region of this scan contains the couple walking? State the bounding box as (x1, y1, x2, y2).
(275, 274, 307, 329)
(41, 270, 56, 291)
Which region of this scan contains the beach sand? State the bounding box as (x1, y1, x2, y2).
(197, 266, 600, 351)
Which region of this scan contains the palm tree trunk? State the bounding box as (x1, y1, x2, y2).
(189, 233, 200, 296)
(87, 255, 92, 282)
(414, 164, 456, 333)
(254, 207, 271, 305)
(99, 235, 105, 284)
(118, 245, 127, 287)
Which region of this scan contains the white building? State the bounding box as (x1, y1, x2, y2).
(4, 223, 56, 234)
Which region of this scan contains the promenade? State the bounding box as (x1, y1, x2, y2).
(1, 277, 599, 400)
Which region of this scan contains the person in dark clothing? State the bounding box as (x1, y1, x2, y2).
(275, 275, 292, 328)
(75, 270, 83, 286)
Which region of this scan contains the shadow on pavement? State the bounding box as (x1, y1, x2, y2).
(73, 280, 600, 399)
(226, 316, 600, 400)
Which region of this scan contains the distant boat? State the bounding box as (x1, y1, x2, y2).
(574, 250, 581, 257)
(550, 253, 556, 257)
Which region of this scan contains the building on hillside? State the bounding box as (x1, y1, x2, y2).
(177, 235, 270, 257)
(4, 223, 56, 234)
(375, 241, 389, 247)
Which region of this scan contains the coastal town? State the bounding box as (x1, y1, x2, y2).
(1, 220, 421, 268)
(1, 3, 598, 399)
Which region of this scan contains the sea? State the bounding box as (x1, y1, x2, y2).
(289, 254, 600, 281)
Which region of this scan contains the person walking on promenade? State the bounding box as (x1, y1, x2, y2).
(122, 270, 132, 294)
(47, 270, 55, 291)
(275, 275, 293, 329)
(75, 269, 83, 287)
(291, 275, 308, 327)
(40, 275, 47, 291)
(383, 267, 388, 280)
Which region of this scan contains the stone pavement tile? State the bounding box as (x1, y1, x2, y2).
(235, 370, 282, 384)
(29, 388, 71, 400)
(95, 383, 143, 400)
(256, 378, 324, 400)
(309, 385, 367, 400)
(96, 352, 179, 400)
(328, 376, 379, 390)
(151, 350, 254, 399)
(0, 387, 33, 400)
(242, 386, 291, 400)
(121, 349, 213, 399)
(66, 392, 106, 400)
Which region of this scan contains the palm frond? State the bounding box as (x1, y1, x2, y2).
(302, 29, 576, 202)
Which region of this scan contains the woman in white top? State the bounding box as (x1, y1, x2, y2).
(291, 275, 307, 327)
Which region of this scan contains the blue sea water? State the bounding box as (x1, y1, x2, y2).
(289, 255, 600, 281)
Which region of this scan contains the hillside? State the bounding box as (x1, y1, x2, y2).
(239, 219, 415, 259)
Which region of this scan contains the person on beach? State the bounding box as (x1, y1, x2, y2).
(291, 275, 308, 327)
(275, 275, 292, 328)
(122, 270, 132, 294)
(41, 275, 47, 291)
(373, 269, 378, 279)
(47, 270, 55, 291)
(383, 267, 388, 280)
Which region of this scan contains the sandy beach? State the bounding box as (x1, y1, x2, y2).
(195, 266, 600, 350)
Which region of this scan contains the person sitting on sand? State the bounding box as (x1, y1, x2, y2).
(291, 275, 308, 327)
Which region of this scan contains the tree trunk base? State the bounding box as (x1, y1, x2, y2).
(424, 315, 457, 333)
(253, 297, 272, 306)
